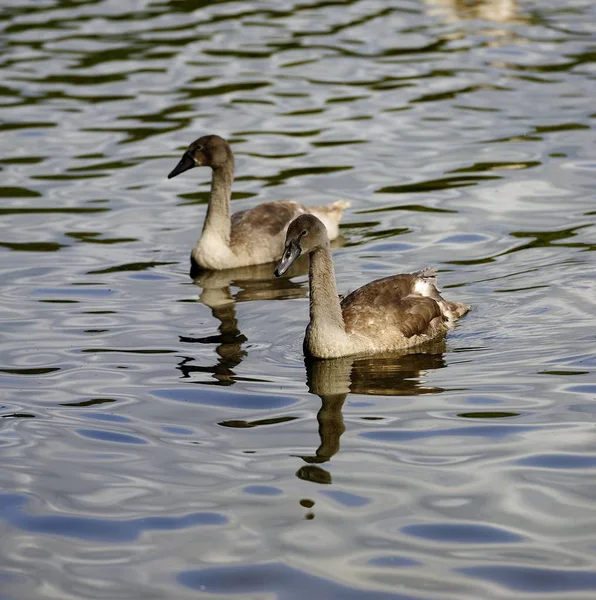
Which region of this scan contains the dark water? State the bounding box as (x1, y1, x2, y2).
(1, 0, 596, 598)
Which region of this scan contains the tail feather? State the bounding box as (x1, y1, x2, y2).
(314, 199, 351, 216)
(413, 267, 470, 322)
(413, 266, 437, 280)
(308, 200, 350, 241)
(447, 301, 471, 319)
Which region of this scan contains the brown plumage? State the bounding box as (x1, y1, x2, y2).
(275, 214, 470, 359)
(342, 275, 443, 339)
(167, 134, 349, 271)
(230, 202, 306, 243)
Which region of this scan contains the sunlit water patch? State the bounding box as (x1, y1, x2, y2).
(1, 0, 595, 598)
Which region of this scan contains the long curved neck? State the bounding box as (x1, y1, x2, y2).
(202, 161, 234, 244)
(308, 244, 345, 332)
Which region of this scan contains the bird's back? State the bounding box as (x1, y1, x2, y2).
(341, 274, 442, 338)
(230, 201, 305, 247)
(339, 270, 468, 352)
(227, 201, 305, 266)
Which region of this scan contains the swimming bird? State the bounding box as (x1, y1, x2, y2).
(274, 214, 470, 359)
(168, 135, 350, 271)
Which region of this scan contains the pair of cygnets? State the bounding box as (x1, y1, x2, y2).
(168, 135, 469, 359)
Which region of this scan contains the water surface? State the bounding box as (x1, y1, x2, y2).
(1, 0, 596, 598)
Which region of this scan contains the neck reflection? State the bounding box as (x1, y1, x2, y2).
(296, 344, 447, 487)
(178, 257, 310, 385)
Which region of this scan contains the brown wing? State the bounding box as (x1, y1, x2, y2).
(230, 201, 305, 245)
(341, 274, 444, 339)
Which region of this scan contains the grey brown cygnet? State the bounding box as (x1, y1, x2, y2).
(168, 135, 350, 270)
(275, 214, 470, 359)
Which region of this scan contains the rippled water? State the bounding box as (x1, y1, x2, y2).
(2, 0, 596, 598)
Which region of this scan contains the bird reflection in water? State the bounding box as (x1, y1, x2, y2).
(177, 256, 309, 385)
(179, 246, 450, 520)
(178, 233, 347, 384)
(296, 343, 447, 489)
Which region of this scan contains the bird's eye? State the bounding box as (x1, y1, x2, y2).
(195, 145, 202, 151)
(301, 230, 307, 237)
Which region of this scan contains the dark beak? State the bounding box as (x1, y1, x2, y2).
(168, 152, 196, 179)
(274, 241, 301, 277)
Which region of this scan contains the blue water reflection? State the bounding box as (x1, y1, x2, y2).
(0, 494, 226, 542)
(1, 0, 595, 598)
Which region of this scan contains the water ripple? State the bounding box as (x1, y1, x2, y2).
(0, 494, 226, 543)
(179, 562, 420, 600)
(459, 565, 596, 593)
(402, 522, 523, 544)
(1, 0, 596, 598)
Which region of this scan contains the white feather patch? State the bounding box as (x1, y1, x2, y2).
(414, 277, 436, 298)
